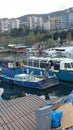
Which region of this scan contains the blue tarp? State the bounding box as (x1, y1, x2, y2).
(51, 110, 63, 128)
(68, 128, 73, 130)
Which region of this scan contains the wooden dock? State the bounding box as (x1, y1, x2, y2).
(0, 95, 46, 130)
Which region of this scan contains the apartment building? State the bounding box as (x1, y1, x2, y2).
(28, 16, 43, 30)
(69, 12, 73, 29)
(10, 18, 20, 29)
(50, 16, 61, 31)
(0, 7, 73, 33)
(20, 21, 28, 29)
(61, 12, 69, 30)
(0, 18, 10, 33)
(0, 18, 20, 33)
(43, 17, 51, 31)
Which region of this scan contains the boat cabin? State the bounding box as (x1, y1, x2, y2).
(24, 56, 50, 69)
(51, 58, 73, 71)
(1, 56, 24, 78)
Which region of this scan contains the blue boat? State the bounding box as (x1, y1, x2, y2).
(50, 57, 73, 82)
(23, 56, 73, 82)
(0, 56, 59, 89)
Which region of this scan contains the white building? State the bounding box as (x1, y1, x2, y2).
(50, 17, 61, 31)
(0, 18, 10, 33)
(10, 18, 20, 29)
(43, 17, 51, 31)
(0, 18, 20, 33)
(28, 16, 43, 30)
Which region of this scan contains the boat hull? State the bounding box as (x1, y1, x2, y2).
(0, 75, 59, 89)
(51, 70, 73, 82)
(14, 76, 59, 89)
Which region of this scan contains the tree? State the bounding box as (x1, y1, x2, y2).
(44, 38, 54, 47)
(35, 32, 42, 42)
(66, 30, 72, 43)
(10, 28, 24, 37)
(26, 31, 35, 44)
(71, 29, 73, 40)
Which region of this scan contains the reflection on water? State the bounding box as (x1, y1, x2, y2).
(0, 81, 73, 101)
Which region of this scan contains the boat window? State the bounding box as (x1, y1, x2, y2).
(54, 63, 60, 70)
(28, 59, 32, 66)
(65, 63, 71, 68)
(71, 62, 73, 68)
(24, 58, 27, 65)
(40, 60, 47, 68)
(34, 60, 39, 67)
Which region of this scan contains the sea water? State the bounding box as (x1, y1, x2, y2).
(0, 81, 73, 101)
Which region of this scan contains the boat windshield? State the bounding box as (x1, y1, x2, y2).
(40, 60, 48, 68)
(65, 63, 71, 68)
(51, 52, 67, 58)
(65, 62, 73, 68)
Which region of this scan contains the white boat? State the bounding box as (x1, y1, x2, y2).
(23, 55, 73, 82)
(43, 46, 73, 58)
(49, 57, 73, 82)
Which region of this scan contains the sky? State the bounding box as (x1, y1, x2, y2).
(0, 0, 73, 18)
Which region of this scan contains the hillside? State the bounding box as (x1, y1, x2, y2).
(18, 9, 64, 22)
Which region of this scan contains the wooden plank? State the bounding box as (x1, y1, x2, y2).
(20, 97, 44, 112)
(27, 112, 36, 125)
(10, 122, 20, 130)
(17, 118, 30, 130)
(0, 125, 4, 130)
(14, 120, 25, 130)
(29, 112, 36, 122)
(20, 116, 34, 130)
(7, 101, 25, 117)
(25, 115, 36, 130)
(22, 95, 45, 109)
(2, 107, 14, 121)
(0, 111, 9, 124)
(0, 117, 5, 125)
(0, 108, 12, 122)
(0, 95, 46, 130)
(6, 123, 15, 130)
(2, 124, 9, 130)
(4, 105, 18, 119)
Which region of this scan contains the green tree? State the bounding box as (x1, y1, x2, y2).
(44, 38, 54, 47)
(66, 30, 72, 43)
(35, 32, 42, 42)
(10, 28, 24, 37)
(26, 31, 35, 44)
(71, 29, 73, 40)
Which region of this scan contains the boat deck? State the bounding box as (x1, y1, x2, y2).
(0, 95, 46, 130)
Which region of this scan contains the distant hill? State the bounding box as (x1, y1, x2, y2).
(18, 7, 73, 22)
(18, 9, 64, 22)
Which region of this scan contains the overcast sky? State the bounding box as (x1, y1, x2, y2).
(0, 0, 73, 18)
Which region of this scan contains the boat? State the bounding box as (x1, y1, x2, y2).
(42, 46, 73, 58)
(13, 44, 26, 52)
(23, 54, 73, 82)
(0, 56, 59, 89)
(49, 57, 73, 82)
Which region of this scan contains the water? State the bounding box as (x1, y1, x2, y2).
(0, 81, 73, 101)
(0, 52, 73, 101)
